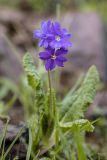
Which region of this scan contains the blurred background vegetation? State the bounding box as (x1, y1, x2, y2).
(0, 0, 107, 32)
(0, 0, 107, 18)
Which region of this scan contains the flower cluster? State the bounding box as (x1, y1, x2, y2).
(33, 20, 72, 70)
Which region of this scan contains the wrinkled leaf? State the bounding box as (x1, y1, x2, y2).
(59, 119, 94, 132)
(23, 53, 40, 89)
(61, 66, 99, 122)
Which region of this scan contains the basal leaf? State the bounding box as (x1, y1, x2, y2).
(61, 66, 99, 122)
(23, 53, 44, 111)
(59, 119, 94, 132)
(23, 53, 40, 89)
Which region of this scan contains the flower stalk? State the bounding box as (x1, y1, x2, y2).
(48, 70, 52, 114)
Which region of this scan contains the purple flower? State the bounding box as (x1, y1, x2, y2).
(39, 48, 68, 70)
(33, 20, 72, 49)
(50, 22, 72, 48)
(33, 20, 53, 48)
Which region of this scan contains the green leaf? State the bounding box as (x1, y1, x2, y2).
(39, 158, 51, 160)
(27, 114, 41, 150)
(59, 119, 94, 132)
(3, 127, 24, 159)
(61, 65, 99, 122)
(26, 129, 32, 160)
(23, 53, 40, 89)
(41, 114, 54, 139)
(23, 53, 46, 153)
(60, 75, 83, 118)
(23, 53, 45, 112)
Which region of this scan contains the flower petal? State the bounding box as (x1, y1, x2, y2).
(55, 56, 67, 67)
(39, 51, 51, 60)
(39, 39, 44, 47)
(41, 21, 47, 32)
(45, 59, 56, 70)
(55, 59, 64, 67)
(60, 38, 72, 48)
(55, 48, 68, 56)
(50, 41, 62, 48)
(62, 28, 71, 37)
(56, 56, 67, 62)
(33, 30, 42, 38)
(46, 47, 55, 55)
(41, 20, 51, 33)
(44, 40, 49, 48)
(52, 22, 61, 34)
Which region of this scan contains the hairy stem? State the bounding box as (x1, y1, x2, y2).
(48, 70, 52, 114)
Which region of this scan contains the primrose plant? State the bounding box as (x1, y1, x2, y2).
(23, 20, 99, 160)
